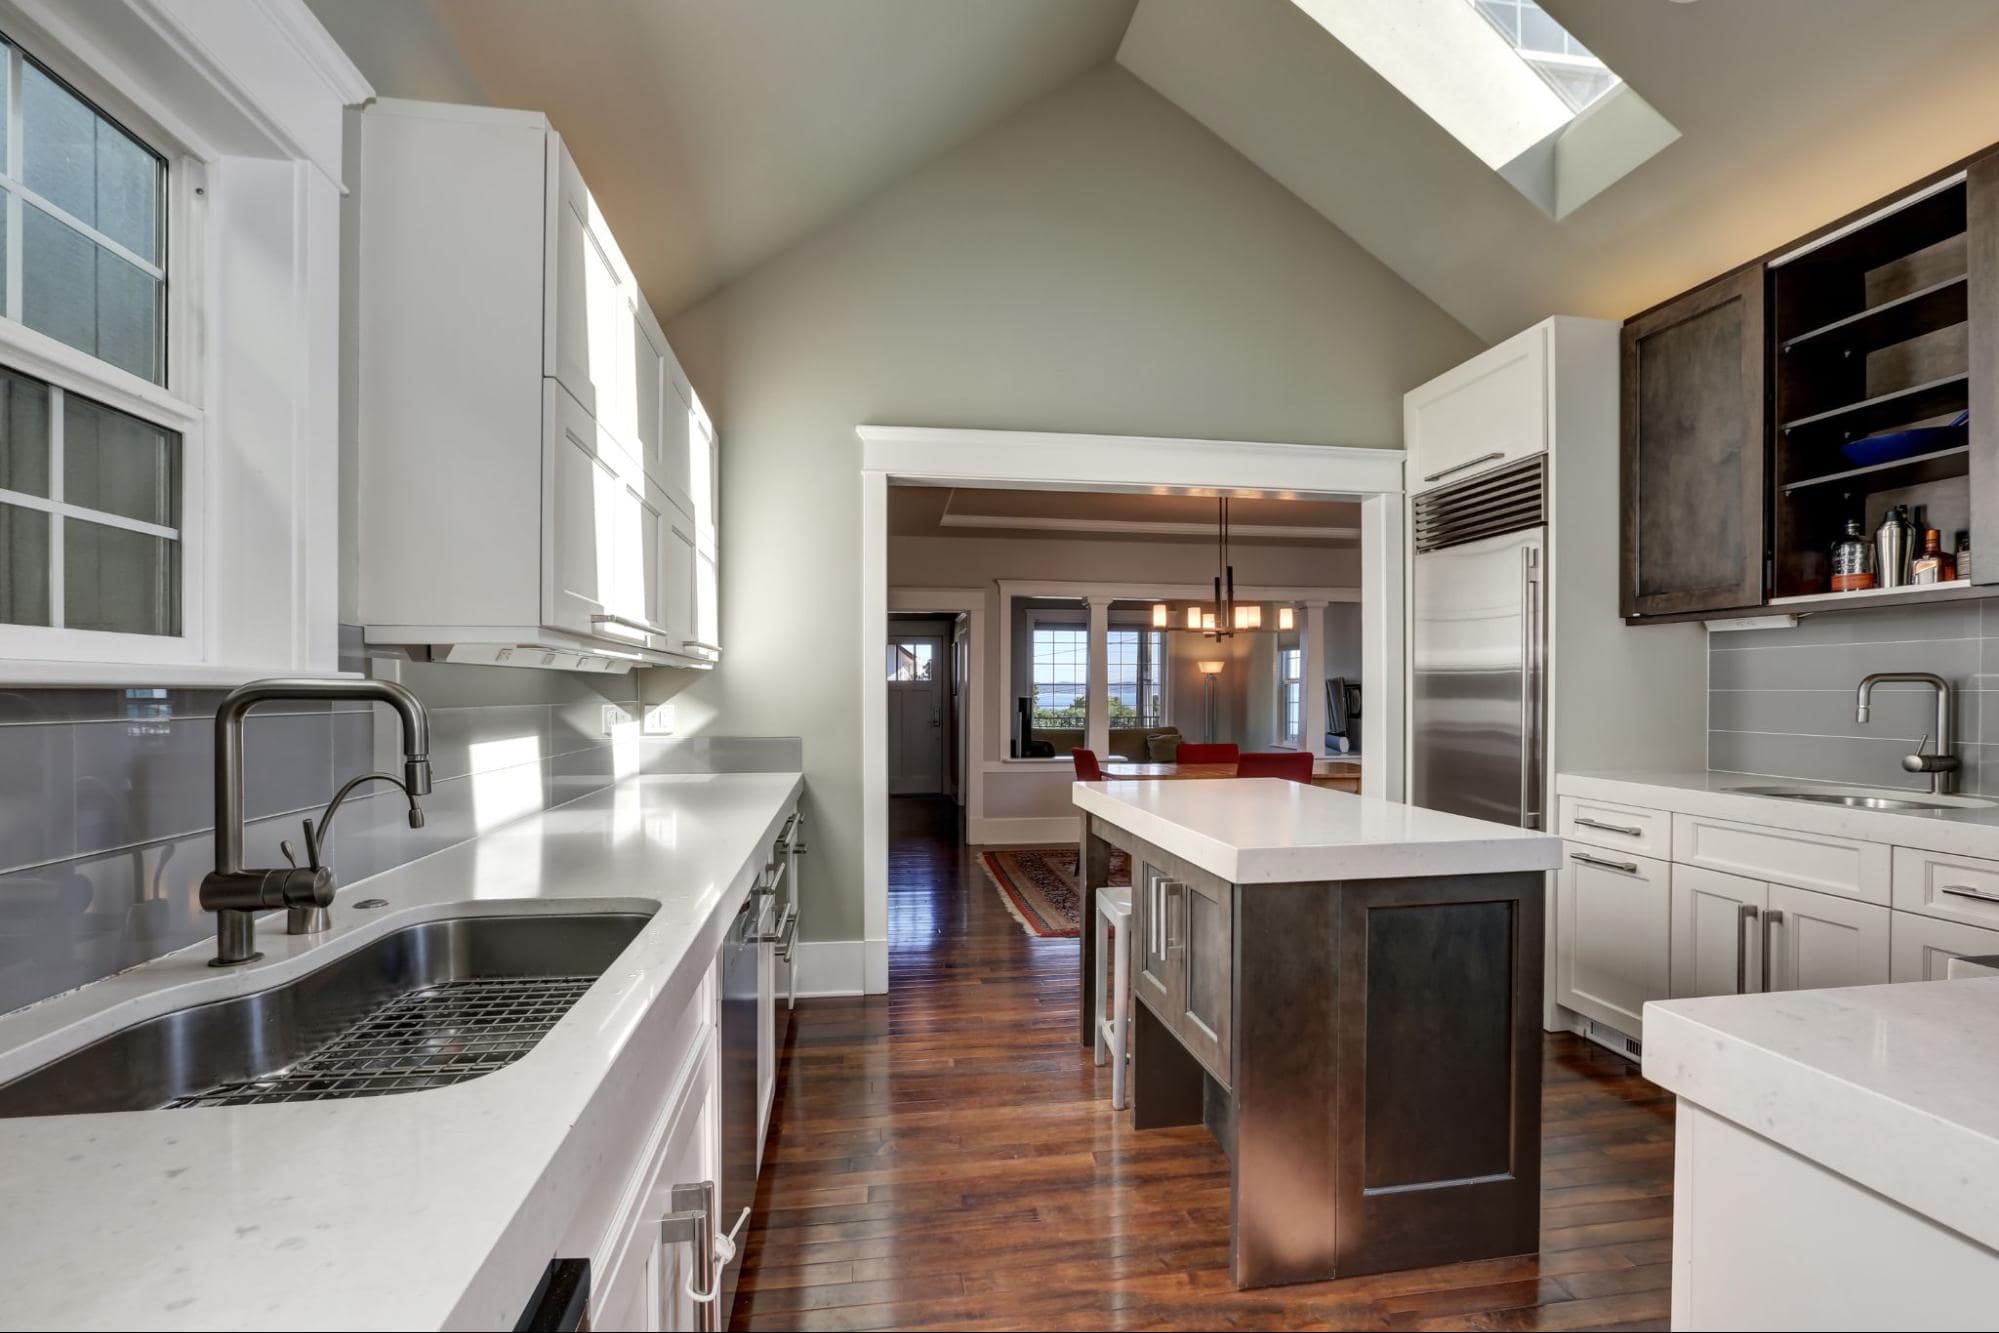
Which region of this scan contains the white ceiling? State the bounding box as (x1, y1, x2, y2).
(1119, 0, 1999, 341)
(314, 1, 1999, 344)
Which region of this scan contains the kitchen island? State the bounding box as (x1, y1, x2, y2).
(1073, 778, 1561, 1288)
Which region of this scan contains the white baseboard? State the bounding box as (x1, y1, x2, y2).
(970, 814, 1080, 845)
(864, 937, 888, 994)
(791, 939, 871, 997)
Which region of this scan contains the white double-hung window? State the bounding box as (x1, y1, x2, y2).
(0, 30, 201, 665)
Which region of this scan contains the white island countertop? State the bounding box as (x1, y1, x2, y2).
(0, 770, 802, 1332)
(1644, 977, 1999, 1254)
(1073, 778, 1560, 883)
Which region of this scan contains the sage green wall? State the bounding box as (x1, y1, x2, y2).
(662, 64, 1480, 945)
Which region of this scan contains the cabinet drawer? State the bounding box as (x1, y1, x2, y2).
(1556, 844, 1670, 1036)
(1890, 910, 1999, 982)
(1892, 846, 1999, 930)
(1557, 796, 1670, 859)
(1672, 812, 1889, 905)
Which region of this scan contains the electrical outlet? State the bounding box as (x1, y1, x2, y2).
(601, 704, 634, 737)
(642, 703, 676, 736)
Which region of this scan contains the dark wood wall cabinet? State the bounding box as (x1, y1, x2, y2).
(1622, 149, 1999, 622)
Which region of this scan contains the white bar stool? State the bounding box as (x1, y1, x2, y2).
(1093, 883, 1133, 1109)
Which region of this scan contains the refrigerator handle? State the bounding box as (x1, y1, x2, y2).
(1520, 544, 1543, 830)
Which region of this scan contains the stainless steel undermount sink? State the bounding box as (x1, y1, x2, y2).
(1734, 785, 1994, 813)
(0, 911, 652, 1118)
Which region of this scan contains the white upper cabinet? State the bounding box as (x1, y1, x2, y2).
(353, 99, 716, 670)
(1405, 320, 1549, 490)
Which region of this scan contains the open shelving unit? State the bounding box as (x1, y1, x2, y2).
(1771, 174, 1972, 599)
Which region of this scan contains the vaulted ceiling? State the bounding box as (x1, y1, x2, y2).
(313, 0, 1999, 342)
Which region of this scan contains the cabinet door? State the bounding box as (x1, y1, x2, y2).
(1621, 266, 1766, 618)
(544, 385, 621, 635)
(1969, 149, 1999, 588)
(1176, 873, 1232, 1083)
(1557, 846, 1671, 1036)
(1671, 864, 1768, 997)
(1405, 321, 1548, 490)
(1890, 910, 1999, 982)
(546, 139, 636, 429)
(1133, 863, 1175, 1015)
(594, 1034, 716, 1333)
(633, 308, 669, 487)
(660, 504, 697, 656)
(1767, 883, 1890, 992)
(660, 373, 696, 518)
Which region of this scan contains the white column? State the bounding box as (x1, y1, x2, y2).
(1302, 599, 1331, 755)
(1086, 594, 1113, 757)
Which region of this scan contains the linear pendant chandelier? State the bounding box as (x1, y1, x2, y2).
(1145, 498, 1294, 638)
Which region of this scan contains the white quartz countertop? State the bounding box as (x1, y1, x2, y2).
(0, 770, 802, 1332)
(1073, 778, 1560, 883)
(1644, 977, 1999, 1252)
(1557, 769, 1999, 859)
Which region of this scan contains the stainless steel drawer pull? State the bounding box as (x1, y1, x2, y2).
(660, 1180, 723, 1332)
(680, 639, 722, 653)
(752, 863, 780, 897)
(1762, 909, 1783, 993)
(1570, 852, 1640, 875)
(1736, 904, 1759, 995)
(1574, 816, 1644, 838)
(1422, 450, 1505, 483)
(1940, 884, 1999, 905)
(759, 902, 797, 945)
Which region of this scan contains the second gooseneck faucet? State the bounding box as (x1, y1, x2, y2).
(1856, 671, 1960, 796)
(199, 678, 432, 967)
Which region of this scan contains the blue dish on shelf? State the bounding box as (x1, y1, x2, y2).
(1840, 411, 1969, 468)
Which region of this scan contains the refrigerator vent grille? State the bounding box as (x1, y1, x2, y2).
(1412, 456, 1546, 552)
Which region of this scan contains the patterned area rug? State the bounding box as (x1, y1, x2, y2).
(977, 845, 1130, 938)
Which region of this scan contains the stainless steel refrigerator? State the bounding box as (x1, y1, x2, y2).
(1411, 456, 1546, 829)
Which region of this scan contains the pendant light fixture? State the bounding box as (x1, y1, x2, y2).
(1210, 496, 1236, 641)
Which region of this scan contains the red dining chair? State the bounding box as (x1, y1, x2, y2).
(1236, 751, 1315, 784)
(1071, 748, 1105, 781)
(1175, 743, 1239, 764)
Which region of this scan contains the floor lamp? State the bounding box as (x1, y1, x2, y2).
(1197, 659, 1226, 743)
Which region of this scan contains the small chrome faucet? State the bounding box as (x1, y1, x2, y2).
(200, 678, 432, 967)
(1856, 672, 1960, 796)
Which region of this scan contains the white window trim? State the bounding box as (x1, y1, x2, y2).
(1278, 645, 1304, 750)
(0, 16, 208, 670)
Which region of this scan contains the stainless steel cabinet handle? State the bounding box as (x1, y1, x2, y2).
(1519, 545, 1542, 830)
(660, 1180, 722, 1332)
(1762, 909, 1783, 993)
(1165, 881, 1186, 956)
(1940, 883, 1999, 905)
(1570, 851, 1640, 875)
(1574, 816, 1643, 838)
(592, 611, 670, 637)
(1736, 904, 1759, 994)
(759, 902, 797, 945)
(1423, 450, 1506, 483)
(680, 639, 722, 653)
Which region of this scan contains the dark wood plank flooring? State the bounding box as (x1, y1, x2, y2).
(731, 796, 1674, 1330)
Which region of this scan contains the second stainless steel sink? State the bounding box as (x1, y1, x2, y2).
(0, 910, 652, 1118)
(1735, 785, 1994, 813)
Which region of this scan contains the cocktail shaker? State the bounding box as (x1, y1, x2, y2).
(1875, 505, 1914, 588)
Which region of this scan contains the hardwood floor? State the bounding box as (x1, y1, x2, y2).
(730, 796, 1675, 1331)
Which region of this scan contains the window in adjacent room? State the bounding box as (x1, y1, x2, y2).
(1029, 624, 1088, 731)
(1279, 646, 1304, 748)
(1107, 626, 1167, 729)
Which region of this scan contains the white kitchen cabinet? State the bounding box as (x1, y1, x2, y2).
(1672, 865, 1767, 998)
(1891, 845, 1999, 931)
(594, 1039, 717, 1333)
(1404, 320, 1549, 489)
(1556, 844, 1671, 1036)
(1766, 881, 1890, 992)
(355, 98, 718, 671)
(1890, 911, 1999, 982)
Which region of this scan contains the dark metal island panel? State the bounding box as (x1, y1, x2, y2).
(1073, 779, 1560, 1290)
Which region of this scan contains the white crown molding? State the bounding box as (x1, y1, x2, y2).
(254, 0, 374, 107)
(934, 512, 1361, 542)
(857, 425, 1406, 497)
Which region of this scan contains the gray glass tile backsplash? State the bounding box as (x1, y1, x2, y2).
(1709, 596, 1999, 794)
(0, 636, 795, 1017)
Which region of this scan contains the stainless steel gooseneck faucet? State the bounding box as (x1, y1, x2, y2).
(1856, 671, 1960, 797)
(199, 678, 432, 966)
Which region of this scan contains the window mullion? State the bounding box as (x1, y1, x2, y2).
(5, 47, 21, 325)
(46, 381, 61, 628)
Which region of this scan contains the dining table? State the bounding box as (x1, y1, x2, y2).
(1101, 758, 1362, 792)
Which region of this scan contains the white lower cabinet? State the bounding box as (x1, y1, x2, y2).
(1671, 865, 1767, 998)
(1766, 881, 1890, 992)
(594, 1039, 718, 1332)
(1556, 845, 1671, 1035)
(1890, 911, 1999, 981)
(1671, 867, 1890, 998)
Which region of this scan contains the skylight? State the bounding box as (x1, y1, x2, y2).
(1466, 0, 1620, 115)
(1290, 0, 1677, 218)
